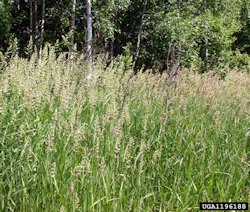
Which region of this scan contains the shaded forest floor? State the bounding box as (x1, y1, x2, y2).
(0, 54, 250, 211)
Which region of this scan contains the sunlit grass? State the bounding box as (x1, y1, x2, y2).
(0, 51, 249, 211)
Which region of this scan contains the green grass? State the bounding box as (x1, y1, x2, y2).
(0, 54, 249, 211)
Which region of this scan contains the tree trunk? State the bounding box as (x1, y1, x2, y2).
(110, 39, 114, 61)
(39, 0, 45, 64)
(203, 0, 209, 71)
(29, 0, 34, 53)
(132, 0, 148, 70)
(69, 0, 76, 59)
(204, 23, 209, 71)
(34, 0, 39, 51)
(86, 0, 93, 78)
(17, 0, 20, 10)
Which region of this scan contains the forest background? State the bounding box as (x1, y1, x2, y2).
(0, 0, 250, 74)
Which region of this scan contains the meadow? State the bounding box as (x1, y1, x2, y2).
(0, 51, 249, 211)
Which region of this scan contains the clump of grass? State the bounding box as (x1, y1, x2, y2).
(0, 49, 249, 211)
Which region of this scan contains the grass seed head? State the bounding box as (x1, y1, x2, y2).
(50, 162, 56, 179)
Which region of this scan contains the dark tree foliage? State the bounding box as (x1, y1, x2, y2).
(0, 0, 249, 72)
(234, 0, 250, 54)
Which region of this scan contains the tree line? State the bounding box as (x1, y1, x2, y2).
(0, 0, 250, 73)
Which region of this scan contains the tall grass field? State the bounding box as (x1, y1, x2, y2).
(0, 51, 250, 211)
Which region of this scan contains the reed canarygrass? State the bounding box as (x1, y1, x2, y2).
(0, 49, 249, 211)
